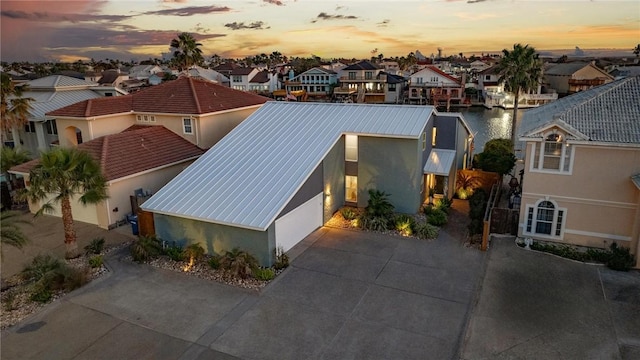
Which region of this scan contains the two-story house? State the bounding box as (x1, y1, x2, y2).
(230, 67, 260, 91)
(284, 67, 338, 100)
(142, 102, 473, 266)
(479, 66, 557, 109)
(334, 61, 385, 103)
(518, 76, 640, 268)
(408, 66, 465, 108)
(544, 61, 614, 97)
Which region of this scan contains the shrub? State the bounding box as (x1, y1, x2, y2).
(274, 247, 289, 270)
(84, 237, 105, 255)
(252, 267, 275, 281)
(394, 214, 416, 236)
(88, 255, 103, 268)
(21, 254, 63, 282)
(340, 207, 357, 220)
(435, 197, 452, 213)
(468, 219, 484, 236)
(586, 248, 611, 263)
(416, 223, 439, 239)
(208, 256, 221, 270)
(219, 248, 259, 279)
(607, 243, 635, 271)
(164, 245, 185, 262)
(422, 205, 435, 216)
(456, 187, 471, 200)
(359, 189, 395, 231)
(183, 243, 205, 263)
(130, 235, 162, 263)
(30, 284, 52, 303)
(427, 208, 448, 226)
(456, 172, 481, 198)
(473, 138, 517, 176)
(359, 215, 389, 232)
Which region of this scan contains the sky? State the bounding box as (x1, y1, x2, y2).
(1, 0, 639, 62)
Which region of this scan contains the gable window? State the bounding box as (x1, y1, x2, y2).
(422, 132, 427, 150)
(183, 118, 193, 134)
(430, 77, 438, 82)
(345, 134, 358, 161)
(388, 83, 396, 91)
(485, 75, 491, 81)
(416, 77, 423, 84)
(531, 132, 573, 173)
(525, 199, 566, 238)
(345, 175, 357, 202)
(136, 115, 142, 122)
(432, 128, 437, 146)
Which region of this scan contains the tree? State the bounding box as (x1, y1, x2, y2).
(1, 73, 34, 144)
(170, 32, 204, 71)
(1, 146, 31, 192)
(1, 211, 31, 256)
(472, 138, 517, 176)
(495, 44, 543, 151)
(634, 44, 640, 58)
(23, 147, 107, 258)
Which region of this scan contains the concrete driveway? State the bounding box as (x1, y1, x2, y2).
(462, 237, 640, 360)
(1, 226, 486, 360)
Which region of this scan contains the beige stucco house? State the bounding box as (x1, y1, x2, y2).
(518, 75, 640, 268)
(46, 76, 271, 149)
(544, 61, 614, 97)
(10, 126, 205, 229)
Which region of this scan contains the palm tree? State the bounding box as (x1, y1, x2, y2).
(495, 43, 543, 150)
(1, 146, 31, 192)
(1, 73, 34, 145)
(23, 147, 107, 259)
(634, 44, 640, 58)
(170, 32, 204, 71)
(1, 211, 31, 256)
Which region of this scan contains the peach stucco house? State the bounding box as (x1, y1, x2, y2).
(517, 75, 640, 267)
(46, 76, 270, 149)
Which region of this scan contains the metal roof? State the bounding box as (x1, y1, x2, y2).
(423, 149, 456, 176)
(142, 102, 435, 230)
(26, 75, 98, 89)
(22, 89, 103, 120)
(520, 75, 640, 144)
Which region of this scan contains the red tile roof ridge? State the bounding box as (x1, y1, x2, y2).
(426, 66, 461, 84)
(85, 99, 92, 117)
(100, 136, 109, 171)
(188, 77, 203, 114)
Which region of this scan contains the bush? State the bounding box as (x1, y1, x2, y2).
(88, 255, 103, 268)
(435, 197, 452, 213)
(164, 245, 185, 262)
(473, 138, 517, 176)
(359, 215, 389, 232)
(130, 235, 162, 263)
(183, 243, 205, 263)
(219, 248, 259, 279)
(274, 247, 289, 270)
(340, 207, 357, 220)
(468, 219, 484, 236)
(84, 237, 105, 255)
(30, 284, 52, 303)
(22, 255, 88, 303)
(586, 248, 611, 263)
(427, 208, 448, 226)
(359, 189, 395, 231)
(607, 243, 635, 271)
(416, 223, 439, 239)
(208, 256, 221, 270)
(394, 214, 416, 236)
(252, 267, 275, 281)
(21, 254, 63, 282)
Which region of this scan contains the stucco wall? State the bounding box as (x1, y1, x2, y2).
(322, 137, 345, 222)
(519, 142, 640, 252)
(154, 213, 275, 266)
(55, 114, 134, 147)
(358, 136, 422, 213)
(278, 164, 323, 219)
(434, 115, 458, 150)
(198, 106, 262, 149)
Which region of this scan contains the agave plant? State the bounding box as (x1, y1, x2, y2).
(219, 248, 259, 279)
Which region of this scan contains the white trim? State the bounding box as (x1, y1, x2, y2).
(522, 198, 566, 239)
(182, 117, 193, 135)
(564, 229, 631, 242)
(522, 192, 637, 209)
(528, 135, 574, 175)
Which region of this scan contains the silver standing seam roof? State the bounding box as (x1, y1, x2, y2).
(142, 102, 435, 231)
(423, 149, 456, 176)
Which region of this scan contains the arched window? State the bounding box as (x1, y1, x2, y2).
(531, 131, 572, 173)
(525, 199, 566, 238)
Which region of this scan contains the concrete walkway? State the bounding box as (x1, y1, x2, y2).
(1, 224, 486, 360)
(462, 236, 640, 360)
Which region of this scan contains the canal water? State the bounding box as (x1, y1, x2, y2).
(457, 106, 528, 156)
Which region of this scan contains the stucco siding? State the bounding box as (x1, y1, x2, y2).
(359, 136, 421, 213)
(278, 163, 323, 219)
(198, 107, 261, 149)
(434, 115, 457, 150)
(154, 213, 274, 266)
(323, 137, 345, 222)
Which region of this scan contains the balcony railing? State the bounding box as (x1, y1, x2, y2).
(339, 76, 385, 82)
(568, 79, 607, 86)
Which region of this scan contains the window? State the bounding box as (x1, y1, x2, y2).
(365, 71, 373, 80)
(485, 75, 491, 81)
(345, 134, 358, 161)
(232, 75, 242, 82)
(416, 77, 423, 84)
(348, 72, 356, 80)
(104, 92, 113, 97)
(183, 118, 193, 134)
(422, 132, 427, 150)
(430, 77, 438, 82)
(345, 175, 357, 202)
(45, 120, 57, 135)
(431, 128, 437, 146)
(149, 115, 156, 122)
(531, 132, 573, 173)
(525, 199, 566, 238)
(136, 115, 142, 122)
(143, 115, 149, 122)
(24, 122, 36, 133)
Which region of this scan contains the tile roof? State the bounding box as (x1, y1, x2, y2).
(47, 76, 270, 118)
(520, 75, 640, 144)
(249, 70, 270, 84)
(97, 70, 121, 84)
(212, 63, 240, 71)
(424, 66, 461, 84)
(343, 61, 380, 71)
(10, 126, 205, 181)
(544, 62, 590, 76)
(142, 102, 437, 230)
(230, 67, 255, 75)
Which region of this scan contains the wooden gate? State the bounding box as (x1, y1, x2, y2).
(490, 208, 519, 235)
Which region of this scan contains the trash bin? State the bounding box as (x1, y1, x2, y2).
(130, 215, 139, 236)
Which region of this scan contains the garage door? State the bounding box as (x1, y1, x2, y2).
(275, 192, 323, 252)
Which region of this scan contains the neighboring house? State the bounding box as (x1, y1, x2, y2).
(469, 60, 491, 73)
(46, 77, 270, 149)
(284, 67, 338, 99)
(609, 65, 640, 80)
(544, 61, 614, 97)
(248, 70, 280, 94)
(128, 65, 163, 81)
(379, 61, 401, 74)
(384, 72, 407, 104)
(10, 75, 127, 155)
(187, 66, 230, 86)
(335, 61, 384, 103)
(229, 67, 259, 91)
(479, 66, 557, 109)
(97, 69, 129, 88)
(517, 76, 640, 268)
(408, 66, 466, 107)
(142, 102, 473, 266)
(211, 62, 240, 79)
(10, 126, 205, 229)
(147, 73, 164, 86)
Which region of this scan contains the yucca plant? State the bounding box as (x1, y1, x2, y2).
(219, 248, 259, 279)
(130, 235, 162, 263)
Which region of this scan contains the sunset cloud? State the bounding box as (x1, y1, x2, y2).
(1, 10, 130, 22)
(143, 5, 231, 16)
(224, 21, 270, 30)
(263, 0, 284, 6)
(311, 12, 358, 23)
